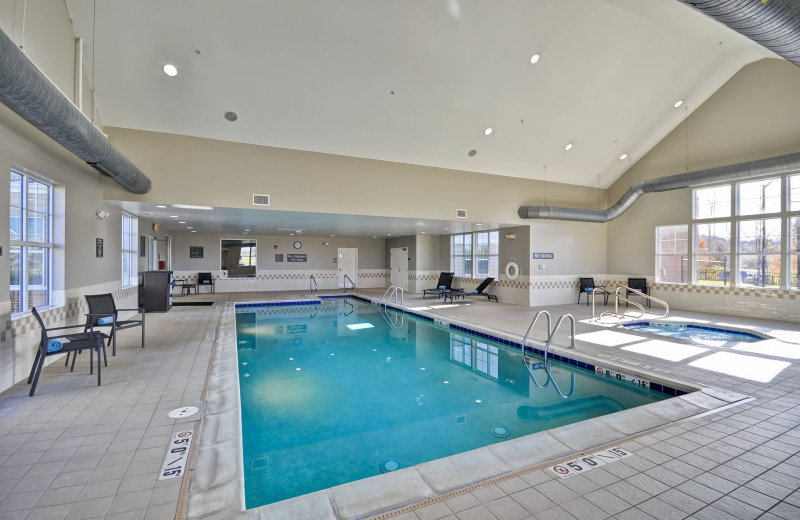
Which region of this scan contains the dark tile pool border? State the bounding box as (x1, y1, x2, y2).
(234, 298, 687, 398)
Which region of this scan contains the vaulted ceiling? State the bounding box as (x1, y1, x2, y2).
(64, 0, 772, 193)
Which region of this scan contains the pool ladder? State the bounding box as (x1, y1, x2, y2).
(343, 274, 355, 291)
(309, 274, 318, 294)
(379, 286, 405, 328)
(520, 311, 576, 398)
(595, 285, 669, 322)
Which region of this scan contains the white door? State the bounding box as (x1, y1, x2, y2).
(148, 236, 157, 271)
(390, 247, 409, 291)
(338, 248, 357, 289)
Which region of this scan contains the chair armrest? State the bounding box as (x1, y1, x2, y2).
(48, 330, 106, 340)
(44, 323, 100, 332)
(116, 308, 144, 313)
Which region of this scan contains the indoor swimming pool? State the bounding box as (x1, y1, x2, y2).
(235, 298, 670, 508)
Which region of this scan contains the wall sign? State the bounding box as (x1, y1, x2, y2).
(533, 252, 554, 259)
(275, 254, 284, 262)
(189, 246, 204, 259)
(287, 254, 307, 262)
(96, 238, 103, 257)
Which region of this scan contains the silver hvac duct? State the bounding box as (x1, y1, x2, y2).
(677, 0, 800, 68)
(518, 152, 800, 222)
(0, 27, 151, 194)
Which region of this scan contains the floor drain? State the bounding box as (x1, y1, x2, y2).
(381, 460, 400, 473)
(491, 426, 510, 438)
(168, 406, 200, 419)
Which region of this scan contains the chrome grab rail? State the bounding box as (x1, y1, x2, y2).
(522, 313, 576, 398)
(598, 285, 669, 321)
(309, 274, 318, 294)
(379, 285, 404, 309)
(380, 305, 405, 328)
(343, 274, 355, 291)
(520, 310, 552, 359)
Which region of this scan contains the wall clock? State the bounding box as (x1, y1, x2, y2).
(293, 241, 302, 249)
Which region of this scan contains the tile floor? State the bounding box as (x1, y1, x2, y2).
(1, 289, 799, 519)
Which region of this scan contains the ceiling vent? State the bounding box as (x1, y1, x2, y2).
(456, 209, 468, 219)
(252, 194, 270, 206)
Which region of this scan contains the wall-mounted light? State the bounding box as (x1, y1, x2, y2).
(96, 210, 110, 219)
(505, 233, 517, 239)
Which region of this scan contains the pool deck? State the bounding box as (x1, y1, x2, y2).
(1, 289, 800, 519)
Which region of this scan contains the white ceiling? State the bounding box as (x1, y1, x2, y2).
(65, 0, 773, 236)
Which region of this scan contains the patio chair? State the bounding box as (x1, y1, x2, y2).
(578, 277, 607, 305)
(443, 277, 498, 302)
(422, 272, 455, 298)
(626, 277, 651, 308)
(28, 307, 105, 396)
(198, 272, 215, 293)
(81, 293, 145, 357)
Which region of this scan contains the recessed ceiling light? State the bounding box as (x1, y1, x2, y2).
(244, 229, 251, 232)
(476, 223, 484, 226)
(330, 235, 335, 237)
(372, 236, 378, 239)
(674, 100, 684, 108)
(191, 230, 197, 233)
(155, 205, 167, 208)
(619, 154, 628, 160)
(564, 143, 573, 151)
(387, 234, 392, 236)
(172, 204, 214, 210)
(289, 233, 295, 236)
(421, 231, 427, 234)
(444, 228, 450, 231)
(530, 53, 540, 65)
(162, 64, 178, 77)
(484, 127, 493, 136)
(224, 111, 238, 121)
(169, 215, 179, 218)
(187, 226, 193, 229)
(178, 221, 186, 224)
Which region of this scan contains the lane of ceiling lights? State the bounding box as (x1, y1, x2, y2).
(157, 52, 687, 236)
(472, 52, 687, 171)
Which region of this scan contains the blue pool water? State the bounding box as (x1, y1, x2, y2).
(236, 298, 669, 508)
(622, 322, 765, 343)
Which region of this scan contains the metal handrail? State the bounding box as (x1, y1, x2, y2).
(522, 312, 576, 398)
(599, 285, 669, 321)
(380, 305, 405, 328)
(343, 274, 355, 291)
(520, 310, 552, 359)
(309, 274, 318, 294)
(379, 285, 404, 309)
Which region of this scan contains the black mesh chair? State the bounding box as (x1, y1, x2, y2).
(626, 277, 651, 307)
(578, 278, 607, 305)
(28, 307, 105, 396)
(198, 272, 215, 293)
(83, 293, 145, 356)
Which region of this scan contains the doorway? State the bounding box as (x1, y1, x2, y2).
(338, 248, 358, 289)
(390, 247, 409, 291)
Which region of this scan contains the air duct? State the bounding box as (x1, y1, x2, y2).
(0, 27, 151, 194)
(677, 0, 800, 68)
(518, 152, 800, 223)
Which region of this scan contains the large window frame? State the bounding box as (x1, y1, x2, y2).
(122, 213, 138, 288)
(450, 231, 499, 279)
(10, 170, 53, 314)
(655, 225, 688, 283)
(686, 175, 800, 289)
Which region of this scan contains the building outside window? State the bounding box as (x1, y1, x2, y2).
(122, 214, 138, 287)
(694, 222, 731, 285)
(239, 245, 256, 266)
(655, 225, 688, 283)
(451, 231, 498, 279)
(10, 170, 52, 314)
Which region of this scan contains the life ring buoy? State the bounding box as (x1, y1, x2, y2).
(505, 261, 520, 280)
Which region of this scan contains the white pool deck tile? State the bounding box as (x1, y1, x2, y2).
(1, 289, 800, 519)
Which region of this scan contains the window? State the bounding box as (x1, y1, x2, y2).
(738, 178, 781, 216)
(694, 185, 731, 220)
(694, 222, 730, 285)
(239, 245, 256, 266)
(451, 231, 498, 278)
(122, 214, 138, 288)
(451, 234, 472, 278)
(655, 225, 688, 283)
(738, 218, 781, 287)
(474, 231, 499, 278)
(10, 171, 52, 313)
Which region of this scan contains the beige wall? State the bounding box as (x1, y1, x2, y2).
(608, 59, 800, 276)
